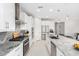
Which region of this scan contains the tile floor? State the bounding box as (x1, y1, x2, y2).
(26, 40, 49, 56)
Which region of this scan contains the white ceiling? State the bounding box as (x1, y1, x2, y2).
(20, 3, 79, 19)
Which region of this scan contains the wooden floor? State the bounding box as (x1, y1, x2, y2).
(26, 40, 49, 56)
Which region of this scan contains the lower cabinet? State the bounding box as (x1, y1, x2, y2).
(6, 43, 23, 56)
(51, 41, 64, 56)
(56, 48, 64, 56)
(46, 36, 51, 55)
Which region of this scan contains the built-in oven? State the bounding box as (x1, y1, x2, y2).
(23, 38, 29, 56)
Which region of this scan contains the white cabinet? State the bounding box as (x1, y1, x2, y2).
(0, 3, 15, 32)
(20, 11, 33, 30)
(6, 43, 23, 56)
(46, 36, 51, 55)
(50, 41, 65, 56)
(20, 11, 27, 30)
(56, 48, 64, 56)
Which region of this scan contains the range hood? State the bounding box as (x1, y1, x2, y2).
(15, 3, 20, 20)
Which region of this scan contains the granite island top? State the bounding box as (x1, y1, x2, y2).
(0, 36, 29, 56)
(49, 35, 79, 56)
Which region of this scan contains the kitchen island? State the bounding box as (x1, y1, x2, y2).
(47, 35, 79, 56)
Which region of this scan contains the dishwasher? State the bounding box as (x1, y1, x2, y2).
(23, 38, 29, 56)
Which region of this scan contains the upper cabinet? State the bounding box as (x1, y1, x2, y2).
(0, 3, 15, 32)
(20, 10, 33, 30)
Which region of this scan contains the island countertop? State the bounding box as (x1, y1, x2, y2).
(0, 36, 29, 56)
(49, 35, 79, 56)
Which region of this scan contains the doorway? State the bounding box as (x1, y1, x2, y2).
(55, 22, 65, 35)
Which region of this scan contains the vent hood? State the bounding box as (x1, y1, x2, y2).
(15, 3, 20, 20)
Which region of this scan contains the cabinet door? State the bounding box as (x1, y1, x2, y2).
(3, 3, 15, 31)
(0, 4, 5, 32)
(6, 43, 23, 56)
(56, 48, 64, 56)
(0, 3, 15, 32)
(46, 37, 51, 55)
(51, 42, 56, 56)
(14, 43, 23, 56)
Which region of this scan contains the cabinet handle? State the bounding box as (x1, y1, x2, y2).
(5, 22, 9, 29)
(24, 42, 29, 46)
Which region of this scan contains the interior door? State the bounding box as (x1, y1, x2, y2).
(55, 22, 65, 35)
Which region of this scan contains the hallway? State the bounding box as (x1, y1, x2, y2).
(26, 40, 49, 56)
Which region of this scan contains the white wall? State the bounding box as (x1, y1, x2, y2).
(34, 17, 41, 41)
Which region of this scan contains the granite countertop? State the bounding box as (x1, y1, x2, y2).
(0, 41, 20, 56)
(49, 35, 79, 56)
(0, 32, 29, 56)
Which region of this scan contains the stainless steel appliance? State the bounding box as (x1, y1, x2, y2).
(41, 25, 49, 40)
(23, 38, 29, 56)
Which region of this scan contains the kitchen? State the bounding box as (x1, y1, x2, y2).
(0, 3, 79, 56)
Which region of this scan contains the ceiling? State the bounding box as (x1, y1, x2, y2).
(20, 3, 79, 19)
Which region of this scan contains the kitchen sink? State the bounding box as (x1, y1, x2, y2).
(50, 36, 59, 39)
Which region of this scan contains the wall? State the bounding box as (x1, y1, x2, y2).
(34, 17, 41, 41)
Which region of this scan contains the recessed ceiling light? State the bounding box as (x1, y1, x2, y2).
(49, 9, 53, 12)
(36, 9, 40, 12)
(57, 9, 61, 12)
